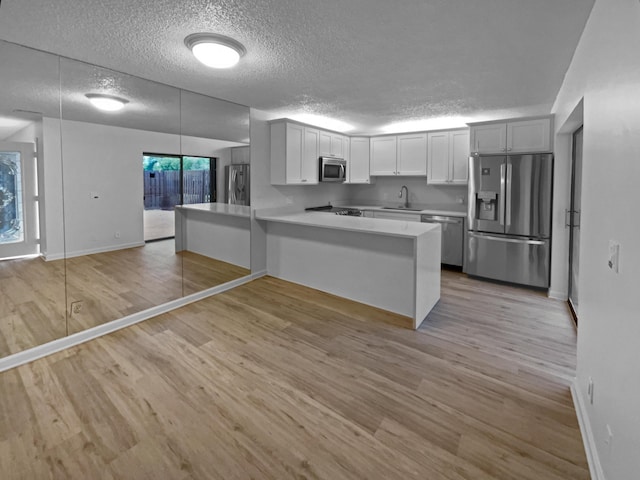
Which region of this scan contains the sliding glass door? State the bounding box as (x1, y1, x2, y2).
(142, 154, 215, 241)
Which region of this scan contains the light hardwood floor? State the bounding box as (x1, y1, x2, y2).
(0, 271, 589, 479)
(0, 240, 250, 357)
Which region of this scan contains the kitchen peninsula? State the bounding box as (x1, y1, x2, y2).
(175, 203, 251, 269)
(255, 209, 441, 329)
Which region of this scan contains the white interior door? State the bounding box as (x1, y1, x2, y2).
(0, 141, 38, 258)
(568, 127, 583, 322)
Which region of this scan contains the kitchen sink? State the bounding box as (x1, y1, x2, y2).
(382, 206, 423, 211)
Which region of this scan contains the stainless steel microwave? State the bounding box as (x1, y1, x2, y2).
(319, 156, 346, 182)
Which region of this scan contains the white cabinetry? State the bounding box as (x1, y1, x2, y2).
(370, 136, 397, 175)
(427, 129, 469, 185)
(372, 211, 421, 222)
(470, 117, 552, 154)
(397, 133, 428, 176)
(347, 137, 373, 184)
(270, 121, 319, 185)
(370, 133, 427, 176)
(320, 131, 346, 158)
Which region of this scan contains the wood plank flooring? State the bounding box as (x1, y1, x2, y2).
(0, 271, 589, 479)
(0, 240, 250, 357)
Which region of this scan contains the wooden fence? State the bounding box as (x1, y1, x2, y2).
(143, 170, 212, 209)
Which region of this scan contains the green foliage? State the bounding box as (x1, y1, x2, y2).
(143, 155, 210, 172)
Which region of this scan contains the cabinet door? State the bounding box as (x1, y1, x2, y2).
(427, 132, 450, 184)
(319, 131, 332, 156)
(285, 123, 304, 184)
(319, 132, 346, 157)
(450, 130, 470, 184)
(370, 136, 397, 175)
(301, 127, 319, 184)
(349, 137, 371, 183)
(373, 211, 421, 222)
(331, 134, 345, 158)
(507, 118, 551, 153)
(471, 124, 507, 154)
(397, 133, 427, 175)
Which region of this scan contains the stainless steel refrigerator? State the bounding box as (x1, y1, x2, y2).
(225, 164, 250, 206)
(465, 153, 553, 288)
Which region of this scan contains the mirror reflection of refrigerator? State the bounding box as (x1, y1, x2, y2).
(465, 153, 553, 288)
(225, 164, 250, 206)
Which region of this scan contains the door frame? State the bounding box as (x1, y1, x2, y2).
(567, 125, 583, 325)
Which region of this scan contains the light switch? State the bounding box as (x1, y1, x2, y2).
(608, 240, 620, 273)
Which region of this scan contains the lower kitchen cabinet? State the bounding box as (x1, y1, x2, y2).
(373, 211, 421, 222)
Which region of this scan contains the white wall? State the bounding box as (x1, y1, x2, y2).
(551, 1, 640, 478)
(58, 120, 239, 258)
(349, 177, 466, 207)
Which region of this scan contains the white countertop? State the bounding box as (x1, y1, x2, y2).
(340, 204, 467, 217)
(175, 202, 251, 218)
(256, 211, 440, 239)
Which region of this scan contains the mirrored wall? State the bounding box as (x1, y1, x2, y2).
(0, 40, 251, 356)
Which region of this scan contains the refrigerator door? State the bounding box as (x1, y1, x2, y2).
(468, 155, 506, 234)
(505, 154, 553, 238)
(225, 164, 250, 205)
(466, 232, 550, 288)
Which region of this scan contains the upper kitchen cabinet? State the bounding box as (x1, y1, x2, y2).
(370, 135, 397, 175)
(319, 131, 347, 158)
(347, 137, 374, 184)
(370, 133, 427, 176)
(427, 129, 469, 185)
(469, 117, 553, 154)
(271, 120, 319, 185)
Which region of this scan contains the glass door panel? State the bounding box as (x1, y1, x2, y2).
(0, 142, 37, 259)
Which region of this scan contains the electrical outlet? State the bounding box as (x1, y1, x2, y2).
(608, 240, 620, 273)
(588, 377, 594, 404)
(70, 300, 83, 316)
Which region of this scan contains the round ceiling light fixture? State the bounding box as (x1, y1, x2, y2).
(185, 33, 246, 69)
(85, 93, 129, 112)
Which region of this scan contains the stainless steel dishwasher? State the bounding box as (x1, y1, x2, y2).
(420, 214, 464, 267)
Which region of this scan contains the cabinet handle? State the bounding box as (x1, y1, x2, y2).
(501, 148, 507, 152)
(301, 179, 307, 182)
(507, 147, 512, 151)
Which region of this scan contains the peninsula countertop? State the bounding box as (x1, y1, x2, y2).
(175, 202, 251, 217)
(255, 210, 441, 239)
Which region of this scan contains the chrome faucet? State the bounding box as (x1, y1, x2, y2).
(399, 185, 409, 208)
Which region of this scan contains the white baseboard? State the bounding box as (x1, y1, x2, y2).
(0, 273, 260, 373)
(548, 289, 568, 300)
(571, 379, 606, 480)
(42, 242, 147, 261)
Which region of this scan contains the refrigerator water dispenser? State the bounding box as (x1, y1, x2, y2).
(475, 191, 498, 221)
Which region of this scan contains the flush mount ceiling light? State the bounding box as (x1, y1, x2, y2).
(185, 33, 246, 69)
(85, 93, 129, 112)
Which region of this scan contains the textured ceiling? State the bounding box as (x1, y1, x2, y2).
(0, 0, 595, 134)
